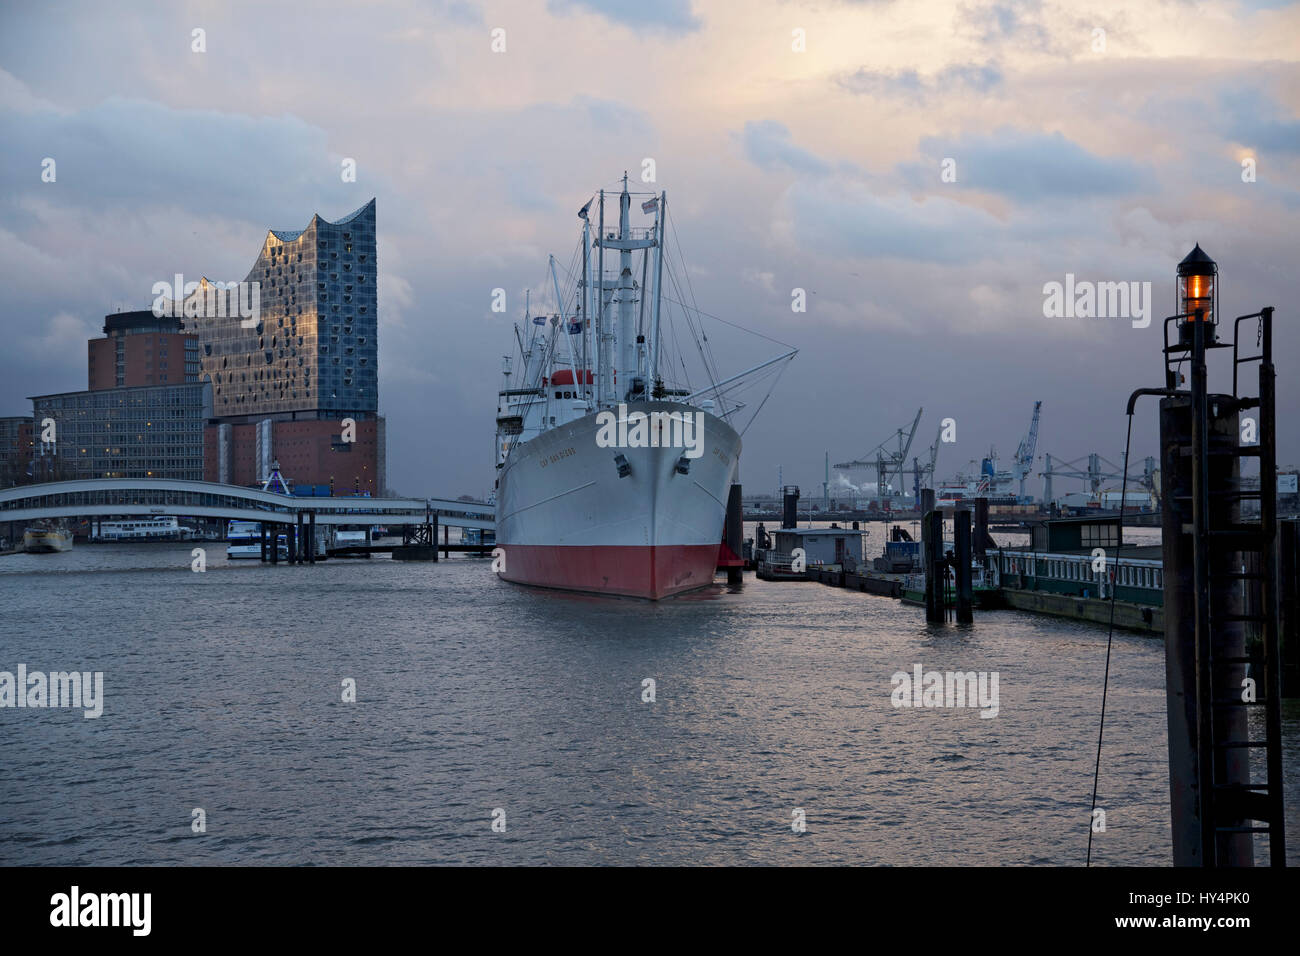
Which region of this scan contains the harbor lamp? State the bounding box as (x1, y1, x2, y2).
(1176, 244, 1218, 348)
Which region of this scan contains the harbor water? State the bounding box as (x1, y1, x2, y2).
(2, 527, 1296, 866)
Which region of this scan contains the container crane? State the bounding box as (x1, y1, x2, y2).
(1013, 401, 1041, 502)
(911, 421, 944, 507)
(1039, 452, 1139, 503)
(834, 408, 923, 498)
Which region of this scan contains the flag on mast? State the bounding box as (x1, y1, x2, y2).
(578, 198, 593, 221)
(641, 197, 658, 214)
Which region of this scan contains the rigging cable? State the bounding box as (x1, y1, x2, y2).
(1087, 408, 1136, 866)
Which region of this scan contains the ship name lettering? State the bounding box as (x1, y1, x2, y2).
(540, 447, 576, 468)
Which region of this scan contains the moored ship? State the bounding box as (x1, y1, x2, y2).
(23, 521, 73, 553)
(494, 176, 793, 599)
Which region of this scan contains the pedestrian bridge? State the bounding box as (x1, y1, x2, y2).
(0, 478, 495, 530)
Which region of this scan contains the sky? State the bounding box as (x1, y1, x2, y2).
(1, 0, 1297, 500)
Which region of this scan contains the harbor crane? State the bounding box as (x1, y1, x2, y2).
(1039, 452, 1155, 503)
(835, 407, 923, 498)
(1013, 401, 1042, 501)
(910, 422, 944, 506)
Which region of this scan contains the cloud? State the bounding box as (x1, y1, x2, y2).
(0, 94, 349, 227)
(1220, 87, 1300, 154)
(785, 181, 1008, 264)
(11, 311, 99, 385)
(547, 0, 700, 33)
(838, 63, 1003, 100)
(956, 0, 1053, 51)
(740, 120, 832, 176)
(903, 128, 1155, 201)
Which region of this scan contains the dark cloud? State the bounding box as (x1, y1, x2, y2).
(903, 128, 1155, 201)
(1220, 87, 1300, 154)
(0, 97, 339, 225)
(740, 120, 832, 176)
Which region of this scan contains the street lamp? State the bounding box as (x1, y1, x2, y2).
(1177, 243, 1218, 348)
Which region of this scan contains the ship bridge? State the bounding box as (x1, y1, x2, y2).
(0, 479, 495, 530)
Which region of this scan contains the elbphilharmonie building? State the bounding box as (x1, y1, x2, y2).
(185, 199, 385, 493)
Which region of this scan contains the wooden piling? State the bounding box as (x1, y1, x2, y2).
(923, 509, 944, 623)
(726, 483, 744, 585)
(955, 510, 973, 624)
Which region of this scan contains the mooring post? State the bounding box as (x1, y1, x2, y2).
(443, 521, 449, 559)
(308, 511, 317, 564)
(287, 520, 297, 564)
(726, 483, 744, 585)
(1159, 342, 1252, 864)
(782, 486, 800, 529)
(270, 523, 279, 564)
(432, 513, 439, 562)
(260, 523, 268, 562)
(924, 509, 944, 623)
(920, 488, 935, 520)
(955, 509, 973, 624)
(974, 497, 991, 561)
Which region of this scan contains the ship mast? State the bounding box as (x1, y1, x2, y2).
(650, 190, 666, 397)
(581, 214, 591, 410)
(616, 174, 635, 401)
(596, 190, 609, 406)
(592, 173, 656, 407)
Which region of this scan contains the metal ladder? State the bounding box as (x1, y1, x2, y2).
(1192, 308, 1286, 865)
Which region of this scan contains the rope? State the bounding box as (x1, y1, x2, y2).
(1087, 410, 1136, 865)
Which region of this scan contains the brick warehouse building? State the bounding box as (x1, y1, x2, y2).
(88, 311, 200, 390)
(180, 200, 385, 494)
(205, 417, 384, 493)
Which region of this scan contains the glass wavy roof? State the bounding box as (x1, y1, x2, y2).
(268, 199, 374, 242)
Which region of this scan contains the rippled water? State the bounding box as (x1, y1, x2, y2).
(1, 527, 1296, 866)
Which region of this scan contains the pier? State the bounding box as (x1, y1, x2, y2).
(0, 477, 495, 565)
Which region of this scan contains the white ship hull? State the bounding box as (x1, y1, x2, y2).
(496, 400, 741, 599)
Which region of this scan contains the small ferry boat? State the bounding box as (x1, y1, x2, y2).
(331, 529, 371, 557)
(93, 517, 192, 541)
(226, 520, 288, 560)
(899, 567, 1001, 609)
(460, 528, 493, 548)
(23, 521, 73, 553)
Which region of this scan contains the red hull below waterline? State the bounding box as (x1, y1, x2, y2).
(497, 543, 721, 600)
